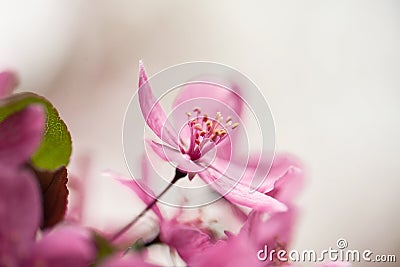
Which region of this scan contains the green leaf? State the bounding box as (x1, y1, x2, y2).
(0, 92, 72, 170)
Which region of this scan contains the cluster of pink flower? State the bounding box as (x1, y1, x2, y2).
(0, 67, 348, 267)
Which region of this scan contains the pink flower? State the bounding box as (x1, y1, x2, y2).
(0, 105, 96, 266)
(138, 62, 302, 212)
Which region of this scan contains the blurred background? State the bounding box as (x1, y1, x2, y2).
(1, 1, 399, 266)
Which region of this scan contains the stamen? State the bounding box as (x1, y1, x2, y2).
(194, 124, 202, 130)
(193, 107, 201, 115)
(231, 122, 239, 129)
(182, 108, 240, 160)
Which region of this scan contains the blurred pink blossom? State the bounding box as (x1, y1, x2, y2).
(0, 100, 95, 266)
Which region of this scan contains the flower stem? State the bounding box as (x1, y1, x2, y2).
(110, 168, 187, 242)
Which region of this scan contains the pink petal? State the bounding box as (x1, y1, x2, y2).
(190, 236, 262, 267)
(138, 62, 179, 147)
(239, 207, 297, 249)
(160, 219, 212, 263)
(267, 154, 304, 204)
(104, 170, 163, 220)
(0, 71, 17, 98)
(172, 82, 244, 124)
(148, 139, 204, 173)
(239, 153, 303, 196)
(0, 169, 41, 265)
(100, 254, 161, 267)
(198, 168, 287, 213)
(28, 225, 96, 267)
(0, 105, 45, 168)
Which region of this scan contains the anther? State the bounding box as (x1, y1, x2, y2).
(193, 107, 201, 114)
(231, 122, 239, 129)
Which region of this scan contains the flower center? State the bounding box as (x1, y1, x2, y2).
(181, 107, 239, 161)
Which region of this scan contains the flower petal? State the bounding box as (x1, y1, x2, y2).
(0, 169, 41, 265)
(190, 237, 262, 267)
(0, 71, 17, 99)
(237, 153, 303, 199)
(104, 170, 163, 220)
(148, 139, 205, 173)
(267, 154, 304, 204)
(173, 82, 244, 122)
(160, 219, 212, 263)
(198, 168, 287, 213)
(239, 207, 297, 249)
(138, 62, 179, 147)
(28, 225, 96, 267)
(0, 105, 45, 168)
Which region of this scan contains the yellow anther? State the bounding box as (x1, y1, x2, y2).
(194, 124, 203, 130)
(231, 122, 239, 129)
(186, 112, 192, 117)
(225, 116, 232, 123)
